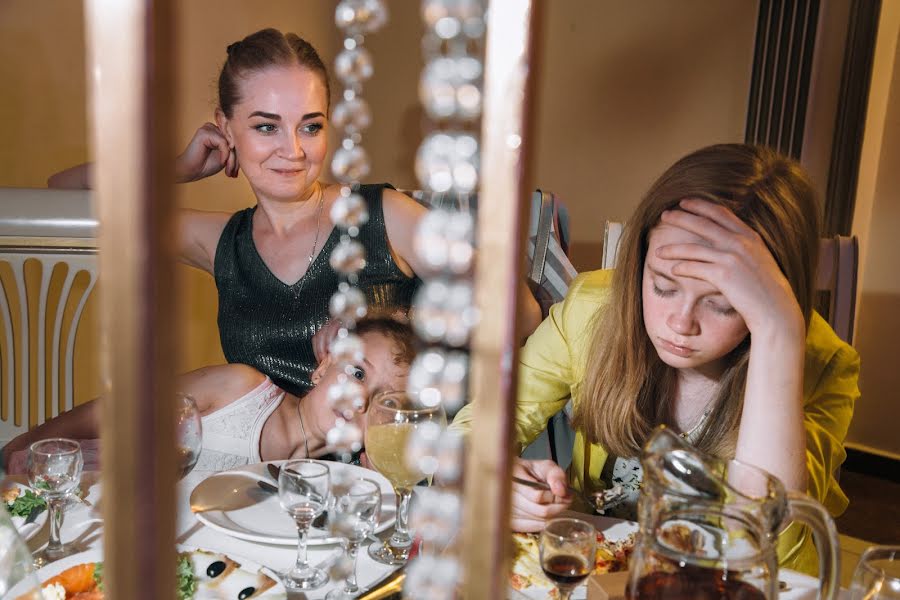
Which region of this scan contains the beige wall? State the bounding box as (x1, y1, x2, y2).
(847, 3, 900, 458)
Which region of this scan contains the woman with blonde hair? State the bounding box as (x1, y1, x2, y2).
(451, 143, 859, 574)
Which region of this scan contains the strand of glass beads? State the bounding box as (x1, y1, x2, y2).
(324, 0, 388, 460)
(405, 0, 486, 597)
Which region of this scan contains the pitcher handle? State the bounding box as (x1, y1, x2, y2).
(786, 491, 841, 600)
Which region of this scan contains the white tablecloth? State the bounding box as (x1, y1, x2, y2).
(22, 470, 399, 599)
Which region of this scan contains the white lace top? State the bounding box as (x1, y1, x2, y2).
(194, 377, 285, 472)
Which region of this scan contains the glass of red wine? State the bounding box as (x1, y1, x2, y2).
(539, 517, 597, 600)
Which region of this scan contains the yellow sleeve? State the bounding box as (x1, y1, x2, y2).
(450, 271, 609, 452)
(777, 316, 860, 575)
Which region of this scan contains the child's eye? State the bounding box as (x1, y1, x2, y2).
(350, 367, 365, 381)
(652, 283, 676, 298)
(254, 123, 277, 134)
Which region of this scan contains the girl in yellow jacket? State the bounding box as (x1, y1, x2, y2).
(451, 143, 860, 574)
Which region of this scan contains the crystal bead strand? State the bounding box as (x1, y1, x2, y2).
(404, 1, 486, 597)
(324, 0, 389, 460)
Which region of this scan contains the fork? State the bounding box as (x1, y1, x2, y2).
(512, 476, 626, 512)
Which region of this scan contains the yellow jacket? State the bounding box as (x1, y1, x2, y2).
(452, 269, 859, 575)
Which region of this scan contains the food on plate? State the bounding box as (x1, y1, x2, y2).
(27, 549, 279, 600)
(509, 530, 636, 592)
(3, 485, 46, 518)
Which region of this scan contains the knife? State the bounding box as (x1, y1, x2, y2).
(24, 505, 45, 525)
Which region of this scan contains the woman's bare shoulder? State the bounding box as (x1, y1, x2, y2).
(178, 363, 268, 412)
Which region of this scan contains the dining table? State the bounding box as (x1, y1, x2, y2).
(13, 469, 849, 600)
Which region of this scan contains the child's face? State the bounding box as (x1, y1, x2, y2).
(306, 331, 409, 440)
(641, 223, 750, 378)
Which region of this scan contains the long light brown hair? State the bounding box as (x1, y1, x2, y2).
(572, 144, 820, 459)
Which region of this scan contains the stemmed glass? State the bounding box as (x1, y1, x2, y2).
(278, 459, 331, 590)
(539, 517, 597, 600)
(851, 545, 900, 600)
(364, 390, 446, 566)
(27, 439, 83, 568)
(175, 392, 202, 479)
(326, 478, 382, 599)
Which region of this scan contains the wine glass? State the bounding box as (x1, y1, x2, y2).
(27, 439, 83, 568)
(364, 390, 446, 566)
(326, 477, 382, 599)
(175, 392, 202, 479)
(539, 517, 596, 600)
(278, 459, 331, 590)
(851, 545, 900, 600)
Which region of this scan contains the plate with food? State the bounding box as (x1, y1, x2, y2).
(3, 482, 48, 542)
(508, 519, 637, 600)
(192, 461, 396, 546)
(11, 544, 286, 599)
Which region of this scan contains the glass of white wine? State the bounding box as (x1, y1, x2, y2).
(364, 390, 446, 566)
(175, 392, 202, 479)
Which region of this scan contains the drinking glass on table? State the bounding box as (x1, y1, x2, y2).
(175, 392, 202, 479)
(364, 390, 446, 566)
(326, 478, 382, 599)
(539, 517, 597, 600)
(278, 459, 331, 590)
(27, 439, 83, 568)
(851, 545, 900, 600)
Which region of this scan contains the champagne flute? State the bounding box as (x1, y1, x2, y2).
(27, 439, 83, 568)
(851, 545, 900, 600)
(175, 392, 202, 479)
(364, 390, 446, 566)
(278, 459, 331, 590)
(326, 478, 382, 599)
(539, 517, 596, 600)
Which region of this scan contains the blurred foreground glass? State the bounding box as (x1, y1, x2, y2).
(0, 473, 41, 599)
(278, 459, 331, 590)
(851, 546, 900, 600)
(539, 518, 597, 600)
(27, 438, 83, 568)
(176, 392, 202, 479)
(364, 390, 446, 566)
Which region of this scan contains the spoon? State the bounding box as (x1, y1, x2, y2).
(190, 473, 270, 513)
(512, 476, 626, 512)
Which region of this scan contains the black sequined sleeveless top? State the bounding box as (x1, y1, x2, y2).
(214, 184, 420, 396)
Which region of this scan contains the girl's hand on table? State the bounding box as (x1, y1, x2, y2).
(657, 198, 805, 338)
(510, 458, 572, 532)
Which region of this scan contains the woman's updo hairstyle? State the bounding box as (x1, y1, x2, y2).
(218, 28, 331, 118)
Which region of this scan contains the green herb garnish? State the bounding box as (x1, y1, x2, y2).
(94, 561, 104, 591)
(5, 489, 46, 517)
(176, 553, 196, 600)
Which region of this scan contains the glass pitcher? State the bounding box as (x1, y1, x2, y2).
(626, 426, 840, 600)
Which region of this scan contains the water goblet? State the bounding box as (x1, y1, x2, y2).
(175, 392, 202, 479)
(851, 545, 900, 600)
(278, 459, 331, 590)
(364, 390, 447, 566)
(539, 517, 597, 600)
(326, 477, 382, 599)
(27, 439, 83, 568)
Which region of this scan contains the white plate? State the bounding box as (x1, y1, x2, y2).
(6, 482, 49, 542)
(194, 461, 397, 546)
(10, 544, 287, 599)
